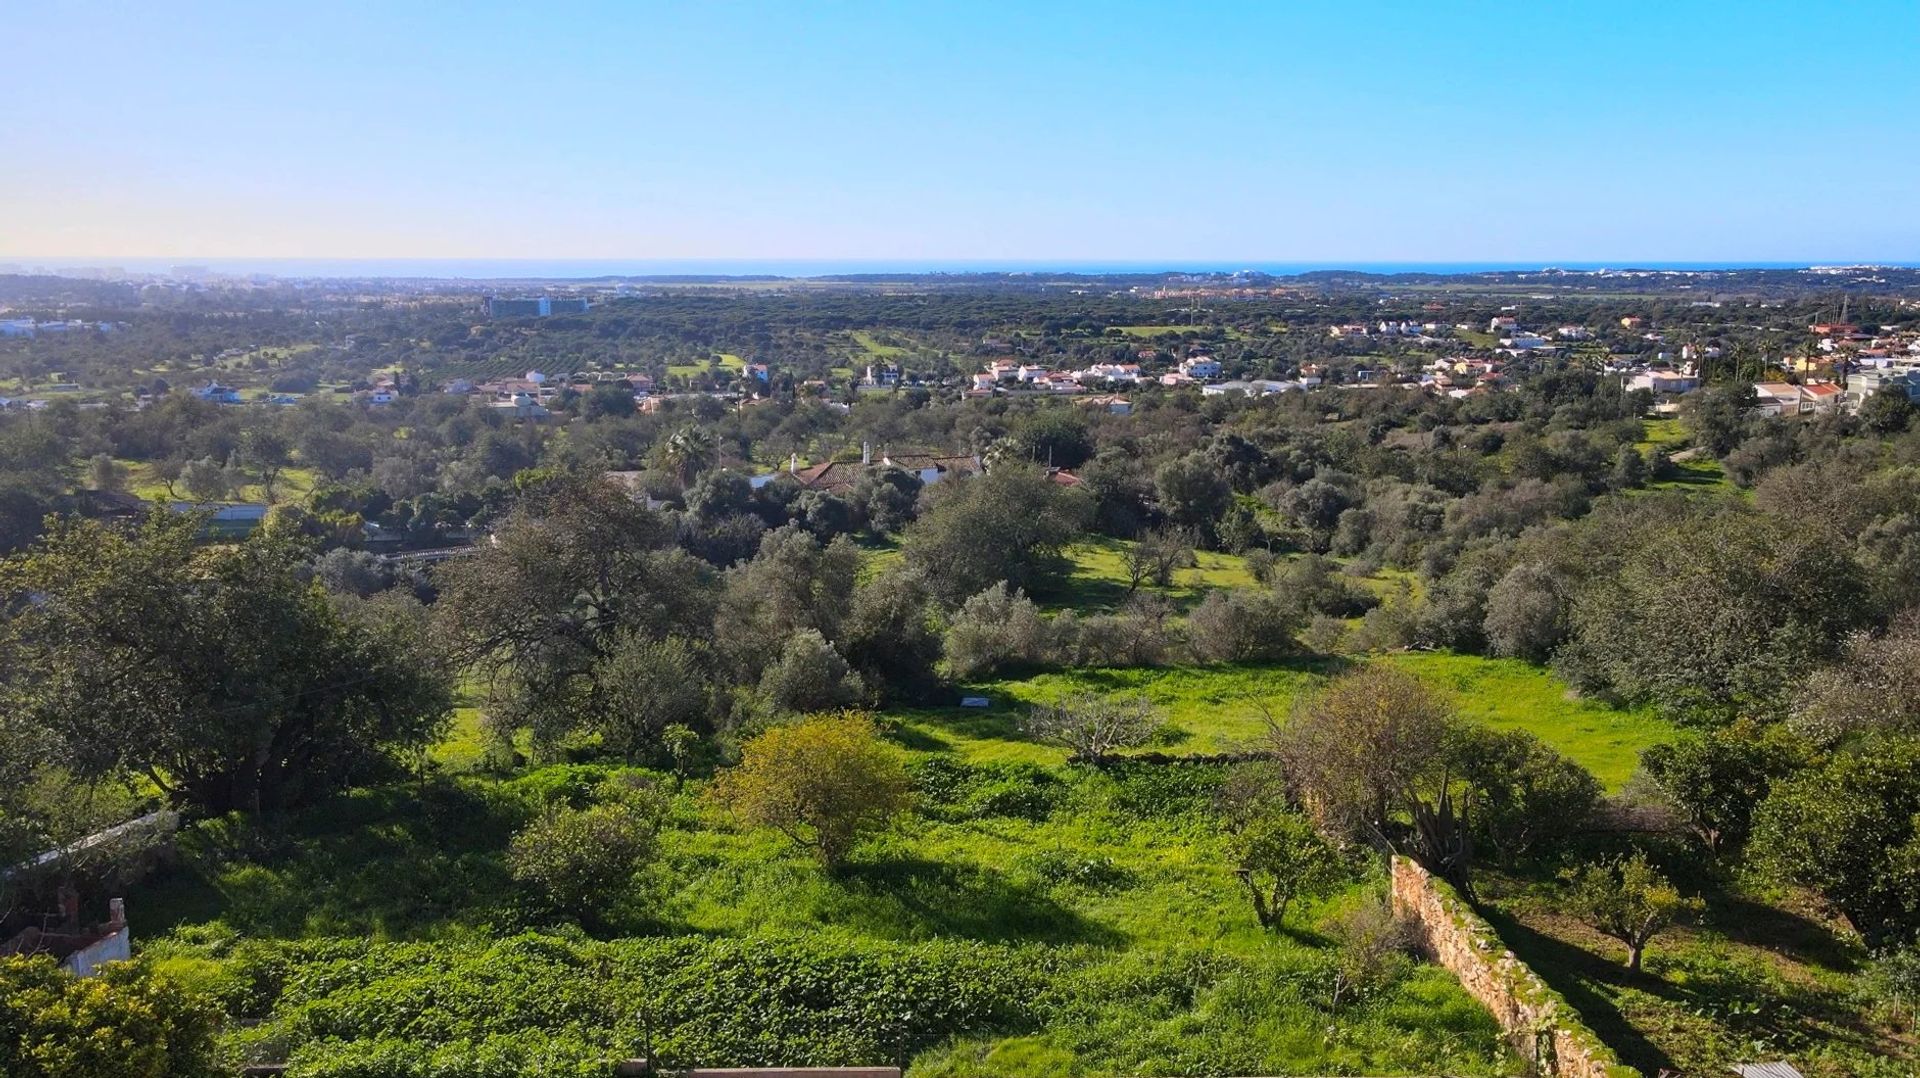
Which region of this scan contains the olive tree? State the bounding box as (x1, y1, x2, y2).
(1020, 693, 1159, 760)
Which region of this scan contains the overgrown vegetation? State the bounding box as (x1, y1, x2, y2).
(4, 275, 1919, 1074)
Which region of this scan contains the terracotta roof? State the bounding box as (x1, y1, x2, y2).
(789, 460, 863, 492)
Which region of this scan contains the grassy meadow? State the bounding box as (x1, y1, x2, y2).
(142, 728, 1518, 1076)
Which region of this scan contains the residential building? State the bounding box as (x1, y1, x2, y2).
(1179, 356, 1222, 379)
(191, 381, 242, 404)
(1625, 370, 1701, 395)
(1846, 368, 1920, 410)
(1752, 383, 1805, 417)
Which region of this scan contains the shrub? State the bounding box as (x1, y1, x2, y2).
(758, 629, 865, 714)
(1229, 811, 1346, 929)
(507, 793, 662, 919)
(0, 956, 221, 1078)
(1481, 562, 1569, 662)
(943, 582, 1053, 679)
(1185, 589, 1302, 663)
(709, 712, 912, 866)
(1020, 694, 1158, 760)
(1274, 554, 1376, 618)
(1449, 726, 1601, 864)
(1052, 602, 1173, 668)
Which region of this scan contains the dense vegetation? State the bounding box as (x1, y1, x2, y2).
(2, 273, 1917, 1075)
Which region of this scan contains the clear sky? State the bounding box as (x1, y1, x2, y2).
(4, 0, 1917, 265)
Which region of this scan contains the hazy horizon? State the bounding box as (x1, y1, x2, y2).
(9, 256, 1919, 283)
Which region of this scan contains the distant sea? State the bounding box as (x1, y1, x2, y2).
(7, 257, 1918, 281)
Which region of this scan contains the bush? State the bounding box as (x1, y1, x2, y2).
(710, 712, 912, 866)
(942, 583, 1052, 679)
(1275, 554, 1377, 618)
(1229, 810, 1346, 929)
(1185, 589, 1303, 663)
(1052, 600, 1173, 668)
(1449, 726, 1600, 864)
(507, 792, 662, 919)
(0, 956, 221, 1078)
(1020, 694, 1158, 760)
(1481, 562, 1568, 662)
(759, 629, 865, 714)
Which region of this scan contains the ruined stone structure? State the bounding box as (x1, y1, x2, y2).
(1390, 856, 1636, 1078)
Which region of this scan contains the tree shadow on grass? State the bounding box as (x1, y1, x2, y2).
(883, 722, 955, 753)
(833, 856, 1122, 947)
(1703, 892, 1861, 975)
(140, 779, 522, 939)
(1479, 906, 1679, 1077)
(896, 706, 1040, 746)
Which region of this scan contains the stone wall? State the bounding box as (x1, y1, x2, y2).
(1389, 856, 1637, 1078)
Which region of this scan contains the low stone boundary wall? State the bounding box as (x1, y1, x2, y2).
(1390, 856, 1636, 1078)
(615, 1066, 899, 1078)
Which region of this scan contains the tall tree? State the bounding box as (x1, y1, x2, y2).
(0, 515, 452, 814)
(434, 477, 718, 753)
(1277, 665, 1473, 892)
(902, 467, 1091, 605)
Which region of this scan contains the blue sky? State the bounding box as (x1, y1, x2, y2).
(4, 0, 1916, 263)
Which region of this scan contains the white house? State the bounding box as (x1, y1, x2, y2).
(1179, 356, 1222, 379)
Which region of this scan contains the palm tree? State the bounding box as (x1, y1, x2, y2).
(655, 426, 715, 488)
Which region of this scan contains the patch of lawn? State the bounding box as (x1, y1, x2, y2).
(849, 330, 908, 357)
(1109, 325, 1208, 337)
(1633, 417, 1692, 452)
(1049, 538, 1256, 615)
(1381, 652, 1672, 788)
(906, 651, 1667, 789)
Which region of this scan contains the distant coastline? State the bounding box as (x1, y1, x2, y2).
(5, 256, 1918, 281)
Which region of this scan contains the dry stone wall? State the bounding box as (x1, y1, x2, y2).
(1390, 856, 1638, 1078)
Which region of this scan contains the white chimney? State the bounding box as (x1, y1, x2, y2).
(862, 442, 872, 465)
(788, 453, 798, 474)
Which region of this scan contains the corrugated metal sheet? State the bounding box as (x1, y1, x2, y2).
(60, 927, 130, 977)
(1731, 1063, 1806, 1078)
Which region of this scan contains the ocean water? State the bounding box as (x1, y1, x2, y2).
(7, 256, 1917, 281)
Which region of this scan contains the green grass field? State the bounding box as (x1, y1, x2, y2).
(115, 460, 320, 506)
(849, 330, 909, 357)
(1380, 653, 1670, 789)
(902, 652, 1667, 789)
(1110, 325, 1206, 338)
(1050, 538, 1258, 614)
(141, 721, 1517, 1076)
